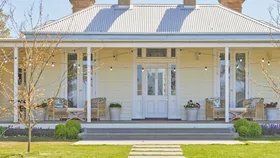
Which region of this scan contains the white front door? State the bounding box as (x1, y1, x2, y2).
(145, 65, 168, 118)
(67, 52, 93, 108)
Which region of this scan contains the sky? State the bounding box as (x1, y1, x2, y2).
(5, 0, 277, 36)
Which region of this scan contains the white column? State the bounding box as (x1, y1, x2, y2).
(13, 47, 19, 123)
(86, 47, 91, 122)
(225, 47, 230, 123)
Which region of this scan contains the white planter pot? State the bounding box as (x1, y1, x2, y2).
(266, 108, 278, 120)
(186, 108, 199, 121)
(110, 108, 121, 121)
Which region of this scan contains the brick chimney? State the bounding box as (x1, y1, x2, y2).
(69, 0, 95, 13)
(184, 0, 196, 6)
(219, 0, 245, 13)
(118, 0, 131, 6)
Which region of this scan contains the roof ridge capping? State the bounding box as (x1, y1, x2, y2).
(217, 4, 280, 32)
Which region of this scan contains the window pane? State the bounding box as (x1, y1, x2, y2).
(171, 48, 176, 57)
(18, 68, 22, 85)
(236, 53, 246, 107)
(158, 67, 166, 96)
(83, 53, 93, 104)
(68, 53, 78, 108)
(171, 65, 176, 95)
(146, 49, 167, 57)
(137, 48, 142, 57)
(147, 67, 156, 95)
(220, 53, 225, 101)
(137, 65, 142, 95)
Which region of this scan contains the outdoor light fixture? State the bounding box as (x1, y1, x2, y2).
(142, 67, 144, 72)
(52, 62, 55, 67)
(174, 67, 176, 72)
(205, 66, 208, 71)
(262, 58, 265, 63)
(268, 61, 271, 66)
(110, 66, 113, 71)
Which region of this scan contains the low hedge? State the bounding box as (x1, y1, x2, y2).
(1, 127, 53, 137)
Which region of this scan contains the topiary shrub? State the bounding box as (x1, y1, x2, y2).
(66, 127, 79, 139)
(66, 120, 81, 132)
(248, 122, 262, 137)
(234, 119, 250, 131)
(237, 125, 250, 137)
(54, 124, 67, 138)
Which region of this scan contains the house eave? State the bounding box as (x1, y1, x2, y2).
(22, 31, 280, 42)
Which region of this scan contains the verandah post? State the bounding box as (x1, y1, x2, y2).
(225, 47, 230, 123)
(13, 47, 19, 123)
(87, 47, 92, 122)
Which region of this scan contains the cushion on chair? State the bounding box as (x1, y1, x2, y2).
(208, 98, 221, 108)
(53, 98, 65, 108)
(243, 98, 263, 109)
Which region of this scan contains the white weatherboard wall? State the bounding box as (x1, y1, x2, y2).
(97, 48, 133, 120)
(249, 48, 280, 119)
(179, 48, 214, 120)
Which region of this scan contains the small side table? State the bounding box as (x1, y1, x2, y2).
(67, 108, 85, 121)
(230, 108, 248, 121)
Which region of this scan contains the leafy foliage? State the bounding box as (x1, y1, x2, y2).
(234, 118, 250, 131)
(109, 102, 122, 108)
(55, 122, 81, 139)
(54, 124, 67, 138)
(237, 126, 249, 137)
(0, 126, 5, 136)
(66, 127, 79, 139)
(66, 120, 81, 132)
(248, 122, 262, 137)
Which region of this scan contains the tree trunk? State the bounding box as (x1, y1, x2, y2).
(28, 125, 31, 152)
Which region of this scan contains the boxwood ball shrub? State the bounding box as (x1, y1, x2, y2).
(234, 118, 250, 131)
(54, 124, 67, 138)
(248, 122, 262, 137)
(66, 127, 79, 139)
(237, 125, 249, 137)
(66, 120, 81, 132)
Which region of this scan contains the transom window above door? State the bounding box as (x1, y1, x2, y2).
(146, 48, 167, 57)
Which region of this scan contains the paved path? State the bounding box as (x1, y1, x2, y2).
(128, 144, 185, 158)
(73, 140, 244, 145)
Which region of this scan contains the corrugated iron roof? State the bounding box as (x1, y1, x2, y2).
(35, 4, 280, 33)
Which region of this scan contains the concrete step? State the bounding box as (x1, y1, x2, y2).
(129, 152, 183, 156)
(79, 132, 237, 140)
(132, 148, 182, 151)
(85, 128, 233, 133)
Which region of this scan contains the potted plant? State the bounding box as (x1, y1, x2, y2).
(184, 100, 200, 121)
(109, 102, 122, 121)
(265, 102, 278, 120)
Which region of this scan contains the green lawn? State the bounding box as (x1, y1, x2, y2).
(0, 142, 132, 158)
(182, 143, 280, 158)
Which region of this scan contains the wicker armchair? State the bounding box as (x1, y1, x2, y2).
(47, 98, 68, 120)
(84, 97, 107, 120)
(241, 98, 264, 120)
(206, 98, 225, 120)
